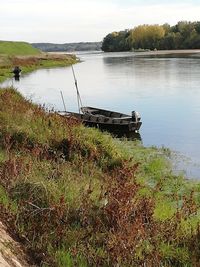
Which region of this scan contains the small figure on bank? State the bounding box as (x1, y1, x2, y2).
(12, 66, 21, 81)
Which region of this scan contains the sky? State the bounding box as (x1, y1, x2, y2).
(0, 0, 200, 43)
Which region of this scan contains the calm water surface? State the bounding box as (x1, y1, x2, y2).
(1, 51, 200, 178)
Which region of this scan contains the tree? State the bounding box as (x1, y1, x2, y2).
(127, 25, 165, 50)
(102, 31, 130, 52)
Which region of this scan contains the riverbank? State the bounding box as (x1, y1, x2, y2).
(0, 41, 78, 83)
(1, 88, 200, 266)
(133, 49, 200, 57)
(0, 53, 78, 83)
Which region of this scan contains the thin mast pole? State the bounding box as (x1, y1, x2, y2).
(60, 90, 67, 113)
(71, 65, 83, 113)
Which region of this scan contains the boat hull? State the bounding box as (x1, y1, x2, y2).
(84, 120, 142, 133)
(59, 110, 142, 133)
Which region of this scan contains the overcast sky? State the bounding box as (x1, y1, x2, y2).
(0, 0, 200, 43)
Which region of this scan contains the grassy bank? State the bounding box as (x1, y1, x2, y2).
(0, 41, 41, 56)
(0, 41, 78, 82)
(0, 88, 200, 266)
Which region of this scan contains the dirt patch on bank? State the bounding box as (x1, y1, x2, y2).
(11, 53, 76, 67)
(0, 221, 35, 267)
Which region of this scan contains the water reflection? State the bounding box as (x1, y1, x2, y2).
(136, 53, 200, 59)
(13, 74, 20, 81)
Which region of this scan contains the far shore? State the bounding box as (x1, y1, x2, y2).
(133, 49, 200, 56)
(49, 49, 200, 57)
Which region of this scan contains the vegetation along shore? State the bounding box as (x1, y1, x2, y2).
(102, 21, 200, 52)
(0, 88, 200, 266)
(32, 42, 102, 52)
(0, 41, 78, 83)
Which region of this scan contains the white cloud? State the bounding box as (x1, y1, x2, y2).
(0, 0, 199, 42)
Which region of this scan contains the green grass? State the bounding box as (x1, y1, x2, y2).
(0, 54, 78, 83)
(0, 88, 200, 266)
(0, 41, 41, 56)
(0, 40, 78, 83)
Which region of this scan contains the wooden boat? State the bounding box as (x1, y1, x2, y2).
(58, 66, 142, 134)
(59, 106, 142, 133)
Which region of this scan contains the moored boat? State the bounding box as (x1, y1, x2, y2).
(58, 66, 142, 134)
(59, 106, 142, 133)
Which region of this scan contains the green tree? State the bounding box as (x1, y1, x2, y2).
(127, 24, 165, 50)
(195, 21, 200, 34)
(101, 31, 130, 52)
(102, 21, 200, 52)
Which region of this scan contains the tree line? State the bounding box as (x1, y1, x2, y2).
(32, 42, 102, 52)
(101, 21, 200, 52)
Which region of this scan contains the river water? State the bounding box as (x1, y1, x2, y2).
(1, 51, 200, 178)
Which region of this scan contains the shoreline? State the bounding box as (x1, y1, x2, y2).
(48, 49, 200, 57)
(132, 49, 200, 56)
(0, 52, 78, 83)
